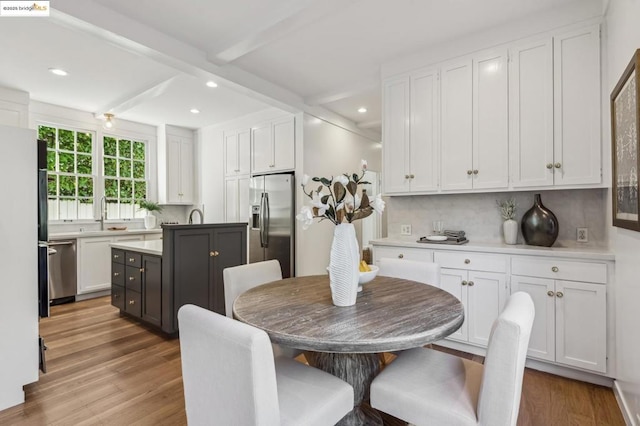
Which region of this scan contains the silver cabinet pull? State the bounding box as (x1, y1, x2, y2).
(551, 266, 559, 272)
(554, 163, 562, 169)
(129, 300, 135, 305)
(461, 280, 468, 286)
(473, 170, 478, 175)
(129, 276, 135, 281)
(556, 291, 564, 298)
(468, 281, 474, 286)
(113, 272, 119, 277)
(546, 163, 553, 169)
(398, 254, 404, 259)
(467, 170, 473, 175)
(464, 259, 471, 264)
(547, 291, 555, 297)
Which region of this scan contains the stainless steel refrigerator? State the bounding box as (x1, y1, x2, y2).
(249, 173, 295, 278)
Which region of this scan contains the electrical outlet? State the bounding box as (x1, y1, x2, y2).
(400, 224, 412, 236)
(577, 227, 588, 243)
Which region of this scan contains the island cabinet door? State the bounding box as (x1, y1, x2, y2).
(141, 255, 162, 327)
(211, 226, 248, 316)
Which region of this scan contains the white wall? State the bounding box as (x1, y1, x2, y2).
(0, 125, 39, 411)
(604, 0, 640, 422)
(297, 114, 382, 276)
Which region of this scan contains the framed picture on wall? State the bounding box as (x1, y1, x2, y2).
(611, 48, 640, 231)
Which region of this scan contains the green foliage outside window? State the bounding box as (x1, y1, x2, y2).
(103, 135, 147, 218)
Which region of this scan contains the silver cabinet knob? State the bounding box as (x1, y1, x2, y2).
(129, 257, 135, 262)
(467, 170, 473, 175)
(113, 272, 119, 277)
(556, 291, 564, 298)
(551, 266, 559, 272)
(554, 163, 562, 169)
(129, 276, 135, 281)
(461, 280, 468, 286)
(473, 170, 478, 175)
(113, 254, 119, 259)
(468, 281, 474, 286)
(129, 300, 135, 305)
(405, 174, 410, 179)
(398, 254, 404, 259)
(464, 259, 471, 264)
(546, 163, 553, 169)
(410, 174, 415, 179)
(547, 291, 555, 297)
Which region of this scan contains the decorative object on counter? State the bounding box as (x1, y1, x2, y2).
(432, 220, 444, 235)
(521, 193, 558, 247)
(497, 197, 518, 245)
(297, 159, 386, 307)
(107, 226, 127, 231)
(418, 232, 468, 245)
(610, 48, 640, 232)
(138, 200, 163, 230)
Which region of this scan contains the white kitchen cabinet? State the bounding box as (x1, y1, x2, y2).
(509, 38, 554, 188)
(383, 68, 439, 194)
(224, 176, 250, 223)
(158, 125, 194, 205)
(511, 256, 607, 373)
(251, 116, 295, 174)
(77, 234, 144, 294)
(372, 245, 434, 265)
(144, 233, 162, 241)
(440, 58, 473, 191)
(224, 129, 250, 177)
(552, 25, 601, 186)
(472, 49, 509, 190)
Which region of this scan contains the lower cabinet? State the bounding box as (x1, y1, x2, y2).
(511, 256, 607, 373)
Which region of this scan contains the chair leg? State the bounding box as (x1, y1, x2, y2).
(378, 352, 387, 366)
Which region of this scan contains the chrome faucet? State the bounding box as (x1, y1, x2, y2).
(98, 196, 107, 230)
(188, 208, 204, 224)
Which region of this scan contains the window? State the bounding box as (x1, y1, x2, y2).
(103, 135, 147, 219)
(39, 125, 94, 220)
(38, 124, 149, 221)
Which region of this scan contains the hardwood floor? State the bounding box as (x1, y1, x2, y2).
(0, 297, 625, 425)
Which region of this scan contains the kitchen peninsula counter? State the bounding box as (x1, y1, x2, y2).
(110, 240, 162, 256)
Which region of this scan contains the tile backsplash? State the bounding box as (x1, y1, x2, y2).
(386, 188, 608, 246)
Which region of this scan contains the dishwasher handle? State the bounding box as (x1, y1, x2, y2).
(47, 241, 75, 246)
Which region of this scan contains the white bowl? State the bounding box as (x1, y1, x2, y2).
(359, 264, 379, 285)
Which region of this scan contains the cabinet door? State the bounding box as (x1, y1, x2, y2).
(509, 38, 554, 188)
(555, 280, 606, 372)
(166, 136, 182, 204)
(382, 76, 410, 194)
(141, 255, 162, 327)
(472, 49, 508, 190)
(237, 129, 251, 175)
(467, 271, 507, 346)
(511, 275, 555, 361)
(77, 237, 112, 294)
(373, 246, 433, 264)
(224, 178, 239, 222)
(212, 226, 248, 315)
(179, 138, 194, 203)
(272, 117, 295, 172)
(410, 68, 439, 192)
(553, 25, 601, 186)
(224, 131, 239, 177)
(251, 122, 272, 174)
(440, 58, 473, 191)
(440, 268, 468, 342)
(238, 176, 250, 224)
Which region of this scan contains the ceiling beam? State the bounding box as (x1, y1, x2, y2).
(208, 0, 360, 64)
(357, 120, 381, 130)
(95, 76, 181, 116)
(304, 79, 379, 106)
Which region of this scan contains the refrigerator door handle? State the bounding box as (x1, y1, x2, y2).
(264, 192, 270, 248)
(259, 193, 267, 247)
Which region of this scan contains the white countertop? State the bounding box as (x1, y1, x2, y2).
(49, 229, 162, 240)
(371, 237, 615, 261)
(110, 240, 163, 256)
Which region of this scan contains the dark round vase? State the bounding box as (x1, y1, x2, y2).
(521, 193, 559, 247)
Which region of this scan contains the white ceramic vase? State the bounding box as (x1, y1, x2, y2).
(329, 223, 360, 307)
(503, 219, 518, 245)
(144, 213, 157, 230)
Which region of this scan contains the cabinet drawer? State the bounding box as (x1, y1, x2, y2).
(373, 246, 433, 263)
(125, 265, 142, 293)
(125, 289, 142, 318)
(112, 263, 125, 286)
(125, 252, 142, 268)
(112, 249, 125, 264)
(111, 284, 125, 311)
(511, 257, 607, 284)
(434, 251, 507, 273)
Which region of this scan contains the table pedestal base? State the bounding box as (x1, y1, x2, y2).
(305, 352, 382, 426)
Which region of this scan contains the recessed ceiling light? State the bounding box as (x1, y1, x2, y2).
(206, 81, 218, 88)
(190, 108, 200, 114)
(49, 68, 68, 76)
(358, 107, 367, 113)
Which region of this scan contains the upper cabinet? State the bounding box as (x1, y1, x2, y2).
(158, 125, 194, 205)
(383, 69, 439, 194)
(251, 116, 295, 174)
(510, 25, 601, 188)
(224, 129, 250, 177)
(382, 23, 602, 196)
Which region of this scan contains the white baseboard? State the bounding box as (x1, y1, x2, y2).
(614, 380, 637, 426)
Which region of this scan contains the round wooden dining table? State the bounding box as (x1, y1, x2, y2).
(233, 274, 464, 426)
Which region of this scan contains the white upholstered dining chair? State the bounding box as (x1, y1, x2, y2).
(370, 291, 535, 426)
(178, 304, 354, 426)
(377, 258, 441, 287)
(223, 260, 301, 358)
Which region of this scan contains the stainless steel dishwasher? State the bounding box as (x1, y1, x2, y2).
(48, 239, 77, 305)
